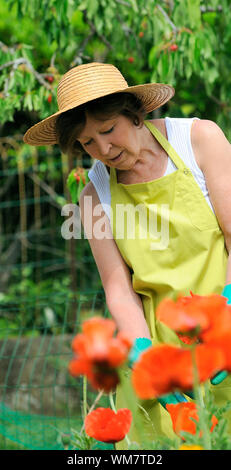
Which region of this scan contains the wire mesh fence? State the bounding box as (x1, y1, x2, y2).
(0, 293, 112, 450)
(0, 146, 111, 449)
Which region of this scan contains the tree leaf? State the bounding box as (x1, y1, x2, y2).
(187, 0, 201, 29)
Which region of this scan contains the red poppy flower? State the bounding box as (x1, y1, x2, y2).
(69, 356, 120, 391)
(166, 402, 218, 439)
(85, 407, 132, 443)
(156, 293, 231, 343)
(132, 343, 225, 399)
(69, 317, 132, 392)
(198, 296, 231, 343)
(156, 293, 208, 336)
(209, 333, 231, 371)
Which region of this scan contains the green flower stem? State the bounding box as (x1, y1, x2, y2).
(109, 391, 118, 413)
(109, 390, 131, 447)
(118, 367, 144, 446)
(81, 388, 104, 433)
(83, 376, 88, 421)
(87, 389, 104, 415)
(191, 346, 211, 450)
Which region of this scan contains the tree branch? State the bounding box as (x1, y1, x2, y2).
(28, 173, 64, 209)
(0, 58, 52, 90)
(210, 94, 230, 110)
(0, 41, 17, 54)
(83, 11, 113, 50)
(156, 4, 178, 33)
(71, 32, 94, 66)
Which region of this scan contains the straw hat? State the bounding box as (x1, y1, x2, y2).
(23, 62, 175, 146)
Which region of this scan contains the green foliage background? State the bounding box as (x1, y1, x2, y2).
(1, 0, 231, 132)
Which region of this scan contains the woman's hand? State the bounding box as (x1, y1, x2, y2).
(128, 337, 152, 367)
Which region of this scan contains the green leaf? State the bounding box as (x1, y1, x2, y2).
(157, 52, 169, 81)
(86, 0, 99, 20)
(94, 15, 104, 34)
(181, 104, 196, 115)
(67, 169, 89, 204)
(24, 92, 33, 111)
(148, 43, 163, 68)
(185, 62, 192, 80)
(187, 0, 201, 29)
(78, 0, 88, 11)
(202, 12, 217, 26)
(188, 34, 195, 65)
(70, 429, 95, 450)
(193, 36, 202, 73)
(67, 181, 78, 205)
(207, 67, 219, 84)
(130, 0, 139, 13)
(71, 10, 89, 33)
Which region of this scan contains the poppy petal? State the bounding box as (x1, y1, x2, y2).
(166, 402, 218, 439)
(85, 407, 132, 443)
(132, 343, 225, 399)
(69, 317, 131, 393)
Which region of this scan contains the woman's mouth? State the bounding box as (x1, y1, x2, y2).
(109, 151, 123, 163)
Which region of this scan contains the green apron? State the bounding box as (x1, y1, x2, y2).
(110, 120, 231, 449)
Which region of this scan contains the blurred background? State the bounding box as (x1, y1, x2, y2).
(0, 0, 231, 449)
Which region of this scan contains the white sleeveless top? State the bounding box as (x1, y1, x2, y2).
(88, 117, 215, 222)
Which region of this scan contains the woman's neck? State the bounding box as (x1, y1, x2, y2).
(116, 119, 169, 184)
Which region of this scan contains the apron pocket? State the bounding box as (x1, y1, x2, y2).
(182, 187, 219, 231)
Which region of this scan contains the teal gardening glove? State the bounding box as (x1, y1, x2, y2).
(221, 284, 231, 304)
(210, 284, 231, 385)
(128, 337, 188, 408)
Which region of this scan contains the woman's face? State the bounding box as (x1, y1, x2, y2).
(77, 113, 142, 170)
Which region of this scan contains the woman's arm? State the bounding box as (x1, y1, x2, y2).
(191, 119, 231, 284)
(79, 181, 151, 342)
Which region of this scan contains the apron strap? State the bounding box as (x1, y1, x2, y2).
(144, 120, 188, 171)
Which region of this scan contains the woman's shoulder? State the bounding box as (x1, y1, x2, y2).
(191, 119, 230, 171)
(191, 119, 223, 141)
(146, 117, 197, 137)
(146, 118, 167, 137)
(191, 119, 227, 154)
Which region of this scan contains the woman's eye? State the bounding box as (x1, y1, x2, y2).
(83, 126, 114, 146)
(103, 126, 114, 134)
(83, 137, 93, 146)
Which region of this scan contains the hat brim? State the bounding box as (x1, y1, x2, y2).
(23, 83, 175, 146)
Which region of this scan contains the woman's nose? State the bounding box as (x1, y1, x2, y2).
(97, 137, 112, 156)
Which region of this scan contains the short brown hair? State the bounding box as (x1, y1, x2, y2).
(55, 92, 146, 158)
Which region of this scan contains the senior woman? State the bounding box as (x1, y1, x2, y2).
(24, 62, 231, 447)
